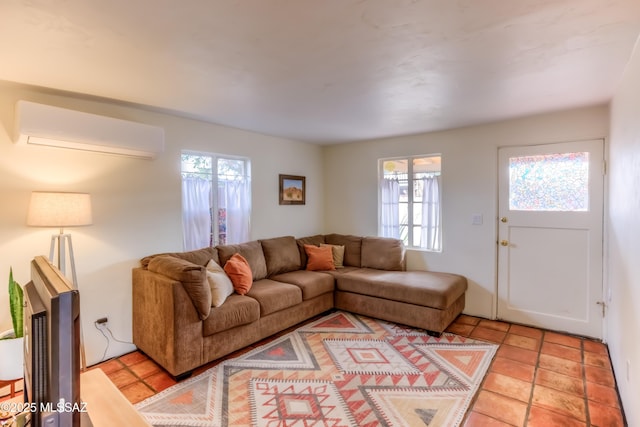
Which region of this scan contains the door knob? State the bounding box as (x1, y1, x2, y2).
(500, 240, 509, 246)
(500, 217, 508, 223)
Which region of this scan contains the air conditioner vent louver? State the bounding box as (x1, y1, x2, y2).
(14, 100, 164, 159)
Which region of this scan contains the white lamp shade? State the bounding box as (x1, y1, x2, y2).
(27, 192, 93, 227)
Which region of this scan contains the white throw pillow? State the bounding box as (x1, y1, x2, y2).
(206, 259, 234, 307)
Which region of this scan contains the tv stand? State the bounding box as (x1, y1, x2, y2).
(80, 369, 151, 426)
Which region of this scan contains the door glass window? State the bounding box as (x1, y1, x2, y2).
(509, 152, 589, 212)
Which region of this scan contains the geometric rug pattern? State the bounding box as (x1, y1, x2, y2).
(136, 311, 497, 426)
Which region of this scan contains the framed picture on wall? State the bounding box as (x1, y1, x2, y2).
(279, 174, 305, 205)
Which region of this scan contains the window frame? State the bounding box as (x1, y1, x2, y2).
(378, 154, 442, 251)
(181, 150, 251, 247)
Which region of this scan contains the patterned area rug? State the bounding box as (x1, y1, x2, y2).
(136, 311, 497, 426)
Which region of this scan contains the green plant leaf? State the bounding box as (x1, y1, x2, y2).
(8, 267, 24, 339)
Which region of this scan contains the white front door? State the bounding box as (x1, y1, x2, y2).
(497, 140, 604, 338)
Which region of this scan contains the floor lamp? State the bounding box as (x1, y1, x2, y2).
(27, 191, 93, 370)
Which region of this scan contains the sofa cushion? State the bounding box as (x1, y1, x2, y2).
(271, 270, 335, 300)
(324, 234, 362, 267)
(321, 244, 345, 269)
(217, 240, 268, 280)
(296, 235, 325, 268)
(245, 279, 303, 316)
(206, 259, 234, 307)
(224, 253, 253, 295)
(202, 294, 260, 336)
(147, 256, 211, 320)
(320, 266, 362, 277)
(304, 244, 335, 271)
(361, 237, 405, 271)
(141, 246, 218, 268)
(336, 269, 467, 310)
(260, 236, 301, 275)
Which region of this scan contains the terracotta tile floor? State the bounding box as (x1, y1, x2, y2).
(1, 314, 626, 426)
(450, 315, 625, 426)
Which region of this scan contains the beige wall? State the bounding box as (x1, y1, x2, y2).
(0, 82, 325, 366)
(608, 37, 640, 426)
(323, 106, 609, 318)
(2, 77, 633, 422)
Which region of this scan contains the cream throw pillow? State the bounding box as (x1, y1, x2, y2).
(321, 244, 345, 269)
(206, 259, 234, 307)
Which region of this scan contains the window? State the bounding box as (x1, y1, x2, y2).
(379, 155, 441, 251)
(181, 152, 251, 250)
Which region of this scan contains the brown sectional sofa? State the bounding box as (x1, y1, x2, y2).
(132, 234, 467, 377)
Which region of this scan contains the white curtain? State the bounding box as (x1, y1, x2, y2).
(182, 176, 211, 251)
(219, 179, 250, 244)
(380, 178, 400, 239)
(420, 176, 441, 251)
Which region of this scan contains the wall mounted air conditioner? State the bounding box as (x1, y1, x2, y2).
(14, 100, 165, 159)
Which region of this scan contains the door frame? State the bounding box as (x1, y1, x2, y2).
(494, 138, 608, 339)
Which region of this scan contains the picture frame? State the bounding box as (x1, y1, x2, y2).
(279, 174, 305, 205)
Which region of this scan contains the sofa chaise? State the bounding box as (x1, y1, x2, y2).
(132, 234, 467, 377)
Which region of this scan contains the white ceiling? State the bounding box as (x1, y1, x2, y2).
(1, 1, 640, 144)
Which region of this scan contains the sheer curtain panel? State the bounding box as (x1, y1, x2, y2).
(182, 176, 211, 250)
(420, 176, 441, 251)
(380, 178, 400, 239)
(219, 180, 250, 244)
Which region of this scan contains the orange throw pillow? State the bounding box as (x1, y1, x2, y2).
(223, 253, 253, 295)
(304, 244, 336, 271)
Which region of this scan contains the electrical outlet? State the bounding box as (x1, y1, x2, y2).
(96, 317, 108, 325)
